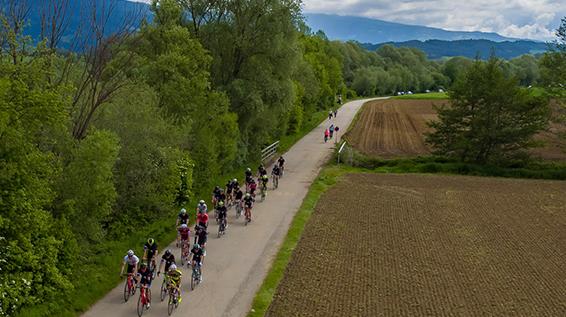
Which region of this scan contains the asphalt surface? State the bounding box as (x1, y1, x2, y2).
(82, 98, 380, 317)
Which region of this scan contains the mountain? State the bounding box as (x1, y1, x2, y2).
(362, 39, 549, 60)
(10, 0, 150, 49)
(305, 13, 517, 43)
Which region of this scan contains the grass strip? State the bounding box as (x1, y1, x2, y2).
(247, 165, 348, 317)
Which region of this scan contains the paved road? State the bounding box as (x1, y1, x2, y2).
(83, 98, 381, 317)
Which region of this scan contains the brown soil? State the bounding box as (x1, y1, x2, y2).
(267, 173, 566, 317)
(345, 99, 566, 161)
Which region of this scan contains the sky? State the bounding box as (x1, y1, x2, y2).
(129, 0, 565, 40)
(303, 0, 565, 40)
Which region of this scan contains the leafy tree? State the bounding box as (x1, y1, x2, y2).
(427, 57, 550, 163)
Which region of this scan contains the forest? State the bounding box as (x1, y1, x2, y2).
(0, 0, 562, 316)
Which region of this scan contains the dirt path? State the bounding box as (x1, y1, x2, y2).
(82, 98, 383, 317)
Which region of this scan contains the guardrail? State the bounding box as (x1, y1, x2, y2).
(261, 141, 280, 162)
(337, 141, 347, 164)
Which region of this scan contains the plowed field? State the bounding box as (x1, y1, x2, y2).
(267, 173, 566, 316)
(345, 99, 566, 160)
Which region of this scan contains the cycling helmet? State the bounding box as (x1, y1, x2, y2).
(218, 201, 224, 207)
(169, 264, 177, 271)
(140, 263, 147, 270)
(180, 208, 187, 214)
(246, 168, 251, 172)
(233, 178, 237, 182)
(180, 224, 188, 229)
(165, 249, 172, 256)
(262, 175, 268, 179)
(193, 243, 201, 249)
(127, 249, 134, 257)
(199, 200, 205, 205)
(147, 238, 154, 245)
(245, 193, 251, 198)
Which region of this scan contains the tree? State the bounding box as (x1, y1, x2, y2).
(427, 57, 550, 163)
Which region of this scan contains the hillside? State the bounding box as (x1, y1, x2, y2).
(361, 39, 548, 60)
(304, 13, 516, 43)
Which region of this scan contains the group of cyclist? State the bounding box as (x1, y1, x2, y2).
(119, 155, 286, 309)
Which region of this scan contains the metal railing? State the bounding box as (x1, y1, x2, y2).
(337, 141, 347, 164)
(261, 141, 280, 162)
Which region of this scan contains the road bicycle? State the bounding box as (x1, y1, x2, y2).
(137, 284, 151, 316)
(167, 285, 180, 316)
(218, 217, 227, 238)
(191, 263, 202, 290)
(272, 174, 279, 189)
(244, 206, 252, 225)
(123, 273, 137, 302)
(235, 199, 242, 218)
(260, 183, 267, 202)
(180, 239, 190, 266)
(160, 275, 170, 301)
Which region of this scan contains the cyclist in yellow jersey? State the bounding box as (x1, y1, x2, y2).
(167, 264, 183, 303)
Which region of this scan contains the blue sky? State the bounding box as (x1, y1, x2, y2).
(130, 0, 565, 40)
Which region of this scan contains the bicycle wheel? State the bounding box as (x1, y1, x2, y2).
(136, 290, 145, 316)
(160, 279, 168, 301)
(123, 279, 130, 302)
(167, 292, 175, 316)
(190, 274, 196, 290)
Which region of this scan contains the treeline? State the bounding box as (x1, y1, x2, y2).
(342, 43, 542, 96)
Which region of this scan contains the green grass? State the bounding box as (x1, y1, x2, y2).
(393, 92, 448, 100)
(247, 165, 349, 317)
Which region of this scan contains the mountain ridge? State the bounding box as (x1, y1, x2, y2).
(304, 13, 518, 43)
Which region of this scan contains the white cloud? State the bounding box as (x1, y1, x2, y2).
(303, 0, 566, 40)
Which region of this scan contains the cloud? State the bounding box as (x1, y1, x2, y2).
(303, 0, 566, 40)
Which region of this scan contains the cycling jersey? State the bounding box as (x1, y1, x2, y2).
(278, 157, 285, 167)
(178, 227, 190, 240)
(161, 253, 176, 271)
(245, 170, 253, 179)
(196, 230, 208, 246)
(272, 165, 281, 176)
(138, 268, 153, 286)
(235, 190, 243, 200)
(258, 167, 267, 177)
(243, 197, 254, 208)
(124, 254, 140, 266)
(144, 242, 158, 258)
(191, 248, 205, 263)
(178, 212, 189, 225)
(249, 182, 257, 194)
(217, 192, 226, 203)
(168, 269, 182, 286)
(217, 206, 227, 219)
(197, 212, 209, 226)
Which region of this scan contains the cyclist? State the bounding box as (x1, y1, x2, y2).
(278, 156, 285, 176)
(243, 193, 254, 222)
(176, 208, 189, 247)
(167, 264, 183, 303)
(225, 179, 234, 205)
(272, 164, 281, 188)
(157, 249, 176, 277)
(195, 224, 208, 252)
(212, 186, 221, 206)
(260, 174, 269, 189)
(178, 224, 190, 251)
(196, 200, 208, 214)
(196, 209, 209, 228)
(191, 243, 205, 282)
(138, 263, 153, 308)
(248, 178, 257, 198)
(143, 238, 158, 272)
(234, 187, 244, 215)
(217, 201, 228, 231)
(258, 164, 267, 178)
(120, 249, 140, 279)
(245, 168, 253, 191)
